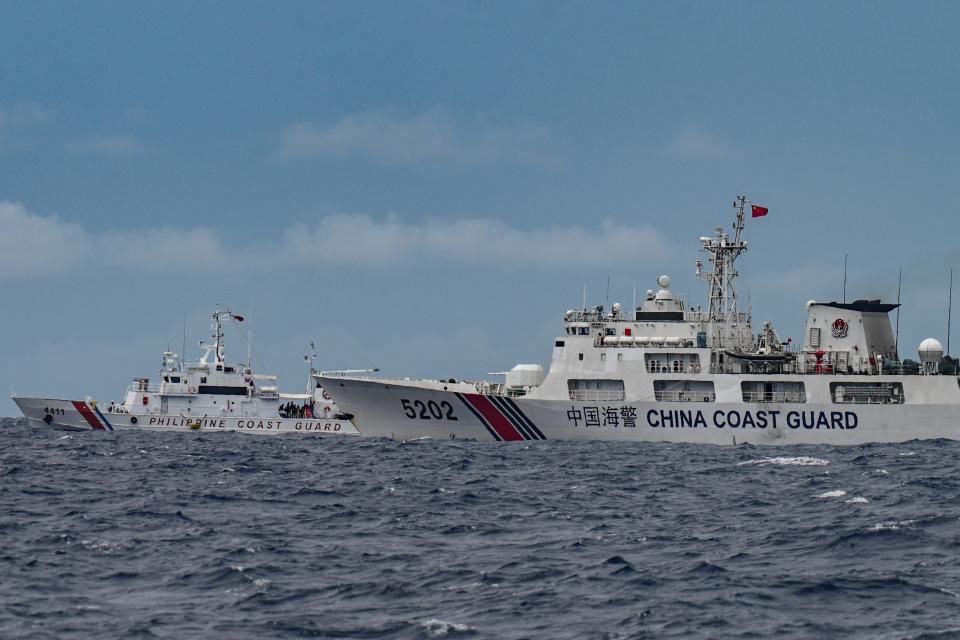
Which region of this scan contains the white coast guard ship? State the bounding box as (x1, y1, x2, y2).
(13, 306, 359, 436)
(317, 196, 960, 445)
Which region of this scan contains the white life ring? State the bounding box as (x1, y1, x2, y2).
(322, 389, 332, 401)
(322, 405, 333, 418)
(189, 386, 197, 394)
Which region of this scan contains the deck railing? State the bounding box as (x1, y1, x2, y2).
(653, 391, 716, 402)
(742, 391, 807, 403)
(568, 390, 626, 402)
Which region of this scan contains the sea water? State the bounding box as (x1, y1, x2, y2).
(1, 417, 959, 639)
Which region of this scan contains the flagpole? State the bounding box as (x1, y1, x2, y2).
(895, 267, 902, 360)
(843, 254, 848, 304)
(948, 268, 954, 356)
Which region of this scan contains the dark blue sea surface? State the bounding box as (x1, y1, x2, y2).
(2, 417, 959, 639)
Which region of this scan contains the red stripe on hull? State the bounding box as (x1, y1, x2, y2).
(465, 394, 525, 441)
(72, 401, 105, 430)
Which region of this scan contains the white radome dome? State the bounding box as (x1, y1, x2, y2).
(918, 338, 944, 364)
(658, 275, 671, 288)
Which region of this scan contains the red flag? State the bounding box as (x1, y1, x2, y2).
(751, 204, 768, 218)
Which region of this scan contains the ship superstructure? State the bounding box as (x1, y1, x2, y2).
(14, 305, 359, 435)
(317, 197, 960, 445)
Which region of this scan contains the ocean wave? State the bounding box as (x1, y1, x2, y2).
(737, 456, 829, 466)
(2, 417, 960, 639)
(815, 489, 848, 498)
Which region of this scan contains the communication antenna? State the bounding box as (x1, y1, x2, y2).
(582, 284, 586, 310)
(894, 267, 902, 359)
(304, 341, 317, 394)
(181, 314, 187, 372)
(606, 275, 610, 303)
(843, 254, 848, 304)
(949, 268, 954, 356)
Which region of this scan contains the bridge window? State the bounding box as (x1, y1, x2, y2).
(654, 380, 715, 402)
(645, 352, 700, 373)
(741, 381, 806, 403)
(830, 382, 904, 404)
(567, 379, 625, 401)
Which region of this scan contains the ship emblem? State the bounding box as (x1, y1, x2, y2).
(831, 318, 849, 338)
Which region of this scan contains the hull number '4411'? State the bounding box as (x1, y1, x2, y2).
(401, 399, 459, 421)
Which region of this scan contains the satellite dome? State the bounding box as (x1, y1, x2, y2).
(658, 275, 670, 289)
(919, 338, 944, 364)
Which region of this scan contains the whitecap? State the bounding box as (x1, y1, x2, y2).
(738, 456, 829, 467)
(80, 539, 123, 553)
(869, 519, 916, 531)
(420, 619, 476, 637)
(874, 469, 889, 475)
(815, 490, 847, 499)
(844, 496, 869, 504)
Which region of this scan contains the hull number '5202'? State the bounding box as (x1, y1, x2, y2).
(401, 399, 459, 421)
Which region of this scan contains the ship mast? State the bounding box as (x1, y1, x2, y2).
(212, 304, 226, 367)
(210, 304, 244, 369)
(695, 195, 750, 324)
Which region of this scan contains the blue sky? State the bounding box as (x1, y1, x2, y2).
(2, 1, 959, 414)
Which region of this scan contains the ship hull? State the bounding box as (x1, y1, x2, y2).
(12, 396, 359, 436)
(320, 377, 960, 445)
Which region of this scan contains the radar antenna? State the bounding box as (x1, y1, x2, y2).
(695, 195, 751, 324)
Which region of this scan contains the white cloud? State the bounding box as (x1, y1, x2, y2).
(277, 109, 551, 166)
(0, 202, 88, 276)
(66, 133, 145, 156)
(101, 228, 230, 269)
(284, 213, 675, 267)
(0, 202, 677, 277)
(665, 126, 736, 160)
(0, 202, 227, 278)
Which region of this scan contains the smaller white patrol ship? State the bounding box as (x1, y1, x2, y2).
(13, 306, 359, 436)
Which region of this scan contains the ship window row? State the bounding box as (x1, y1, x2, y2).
(162, 376, 182, 383)
(645, 353, 701, 374)
(568, 379, 625, 401)
(654, 380, 715, 402)
(562, 379, 908, 404)
(564, 326, 593, 336)
(741, 381, 807, 403)
(830, 382, 904, 404)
